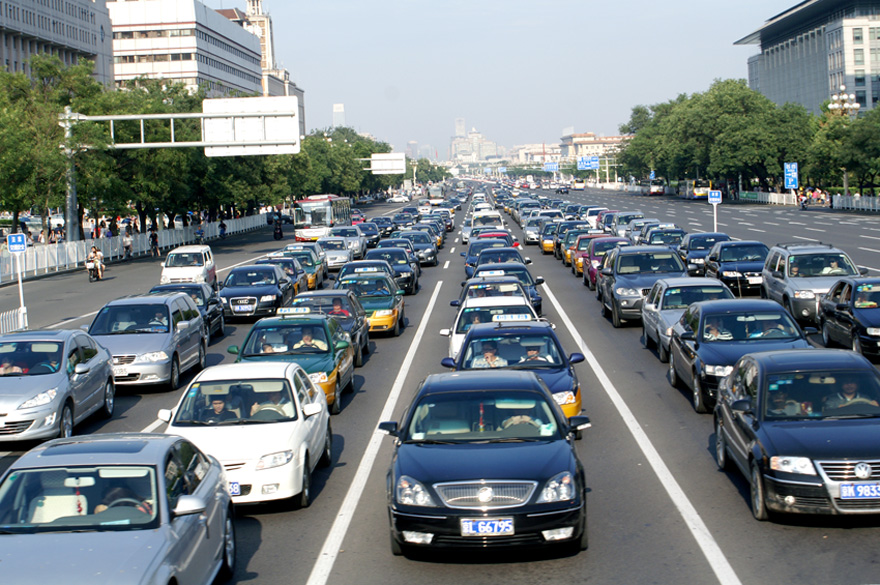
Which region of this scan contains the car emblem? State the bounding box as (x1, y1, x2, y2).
(477, 486, 494, 503)
(854, 462, 873, 480)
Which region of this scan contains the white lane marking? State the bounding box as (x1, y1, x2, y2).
(454, 238, 459, 243)
(804, 227, 824, 232)
(542, 284, 742, 585)
(765, 222, 780, 226)
(740, 222, 754, 226)
(142, 418, 165, 433)
(306, 282, 443, 585)
(789, 221, 806, 226)
(747, 228, 766, 233)
(717, 223, 728, 226)
(449, 247, 455, 254)
(443, 260, 450, 270)
(858, 247, 880, 254)
(860, 235, 880, 241)
(791, 235, 815, 241)
(217, 253, 270, 273)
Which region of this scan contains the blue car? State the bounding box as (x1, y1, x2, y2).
(461, 238, 508, 278)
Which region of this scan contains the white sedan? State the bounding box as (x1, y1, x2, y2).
(159, 361, 332, 507)
(440, 296, 538, 359)
(389, 195, 409, 203)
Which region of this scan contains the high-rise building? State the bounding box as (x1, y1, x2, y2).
(736, 0, 880, 114)
(332, 103, 346, 127)
(454, 117, 465, 137)
(0, 0, 114, 85)
(406, 141, 419, 160)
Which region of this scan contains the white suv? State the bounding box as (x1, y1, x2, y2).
(160, 245, 217, 289)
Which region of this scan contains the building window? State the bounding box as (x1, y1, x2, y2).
(855, 48, 865, 65)
(872, 27, 880, 41)
(873, 89, 879, 104)
(856, 70, 866, 86)
(854, 28, 864, 44)
(872, 48, 880, 63)
(856, 90, 867, 108)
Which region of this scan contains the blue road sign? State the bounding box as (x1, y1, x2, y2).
(589, 156, 600, 170)
(498, 166, 507, 173)
(708, 190, 722, 205)
(543, 162, 559, 172)
(577, 157, 589, 170)
(6, 233, 26, 254)
(484, 167, 492, 174)
(784, 162, 799, 190)
(650, 170, 655, 180)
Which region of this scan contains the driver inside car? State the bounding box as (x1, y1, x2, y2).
(95, 485, 153, 516)
(823, 378, 880, 409)
(250, 390, 294, 417)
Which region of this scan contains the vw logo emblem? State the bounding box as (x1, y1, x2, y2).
(477, 486, 494, 503)
(854, 462, 873, 480)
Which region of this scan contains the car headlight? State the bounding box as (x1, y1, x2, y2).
(348, 242, 358, 249)
(867, 328, 880, 336)
(194, 273, 206, 283)
(18, 389, 57, 410)
(770, 456, 816, 476)
(537, 471, 576, 503)
(396, 475, 436, 506)
(220, 297, 228, 304)
(160, 275, 170, 284)
(703, 364, 734, 377)
(374, 309, 394, 317)
(721, 271, 742, 278)
(309, 372, 329, 384)
(552, 391, 576, 405)
(256, 450, 294, 470)
(793, 290, 816, 299)
(135, 351, 169, 363)
(260, 295, 277, 302)
(591, 260, 600, 267)
(615, 287, 640, 297)
(399, 270, 412, 276)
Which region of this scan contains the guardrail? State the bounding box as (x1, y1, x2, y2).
(0, 213, 268, 285)
(0, 307, 27, 334)
(735, 191, 797, 205)
(832, 195, 880, 212)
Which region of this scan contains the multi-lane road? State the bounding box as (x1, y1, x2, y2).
(1, 189, 879, 585)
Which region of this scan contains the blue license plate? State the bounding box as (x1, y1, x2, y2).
(840, 483, 880, 499)
(233, 305, 251, 312)
(460, 518, 514, 537)
(228, 482, 240, 496)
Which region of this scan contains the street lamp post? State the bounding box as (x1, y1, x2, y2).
(828, 84, 860, 196)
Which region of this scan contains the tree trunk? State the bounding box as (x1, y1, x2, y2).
(136, 202, 148, 234)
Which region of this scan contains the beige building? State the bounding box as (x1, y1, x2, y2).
(507, 144, 562, 164)
(559, 132, 628, 161)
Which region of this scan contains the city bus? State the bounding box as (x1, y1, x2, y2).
(292, 194, 352, 241)
(572, 179, 586, 191)
(678, 179, 711, 200)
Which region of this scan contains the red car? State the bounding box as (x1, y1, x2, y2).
(582, 237, 629, 290)
(351, 209, 366, 225)
(476, 231, 521, 248)
(570, 233, 610, 276)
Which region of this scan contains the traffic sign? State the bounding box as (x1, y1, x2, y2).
(650, 170, 656, 180)
(589, 156, 600, 170)
(708, 190, 722, 205)
(498, 167, 507, 173)
(784, 162, 799, 190)
(577, 157, 589, 170)
(543, 162, 559, 172)
(7, 233, 26, 254)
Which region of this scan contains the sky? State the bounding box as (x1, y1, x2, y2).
(202, 0, 797, 158)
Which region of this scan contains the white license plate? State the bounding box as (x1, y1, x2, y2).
(840, 482, 880, 499)
(112, 366, 128, 377)
(460, 517, 514, 537)
(228, 482, 241, 496)
(747, 277, 763, 285)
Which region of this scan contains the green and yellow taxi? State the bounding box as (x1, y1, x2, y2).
(539, 221, 559, 255)
(277, 248, 324, 290)
(227, 308, 355, 414)
(336, 271, 406, 336)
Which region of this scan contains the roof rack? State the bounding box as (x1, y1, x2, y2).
(775, 241, 834, 250)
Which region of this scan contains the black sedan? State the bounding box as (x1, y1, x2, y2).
(668, 299, 815, 414)
(378, 370, 591, 555)
(704, 240, 769, 297)
(219, 264, 294, 319)
(714, 349, 880, 520)
(370, 216, 396, 237)
(290, 289, 371, 366)
(364, 248, 419, 295)
(678, 232, 731, 276)
(150, 282, 225, 338)
(819, 277, 880, 356)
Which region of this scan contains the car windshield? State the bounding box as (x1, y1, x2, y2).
(0, 465, 159, 533)
(320, 240, 347, 251)
(616, 252, 684, 274)
(288, 252, 315, 268)
(719, 244, 768, 262)
(455, 307, 534, 333)
(339, 263, 388, 278)
(541, 224, 558, 236)
(478, 251, 521, 265)
(690, 235, 729, 251)
(403, 233, 431, 245)
(333, 228, 358, 238)
(460, 334, 563, 368)
(763, 370, 880, 420)
(701, 312, 800, 342)
(403, 390, 561, 442)
(592, 240, 624, 256)
(475, 267, 534, 286)
(648, 232, 684, 246)
(90, 304, 170, 335)
(225, 270, 276, 287)
(661, 286, 733, 310)
(291, 296, 355, 319)
(789, 253, 858, 277)
(370, 251, 409, 266)
(340, 276, 395, 297)
(153, 286, 206, 306)
(464, 282, 525, 300)
(242, 324, 330, 356)
(359, 224, 379, 235)
(468, 241, 505, 256)
(473, 216, 501, 227)
(259, 260, 298, 277)
(165, 252, 204, 267)
(0, 342, 63, 376)
(173, 378, 297, 425)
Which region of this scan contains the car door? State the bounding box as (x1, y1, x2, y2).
(329, 319, 354, 386)
(676, 306, 701, 387)
(293, 370, 321, 462)
(836, 283, 855, 344)
(204, 250, 217, 288)
(63, 340, 91, 423)
(643, 283, 663, 343)
(74, 334, 104, 416)
(170, 300, 193, 368)
(764, 252, 785, 302)
(727, 360, 759, 470)
(350, 294, 368, 349)
(821, 281, 845, 344)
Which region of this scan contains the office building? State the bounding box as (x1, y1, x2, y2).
(454, 117, 465, 137)
(736, 0, 880, 114)
(0, 0, 114, 84)
(406, 140, 419, 160)
(332, 103, 345, 127)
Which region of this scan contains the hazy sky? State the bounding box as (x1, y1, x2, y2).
(203, 0, 796, 156)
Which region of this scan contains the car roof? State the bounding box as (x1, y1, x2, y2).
(749, 349, 874, 374)
(655, 277, 727, 287)
(0, 329, 74, 342)
(716, 240, 765, 247)
(230, 264, 276, 271)
(103, 292, 190, 306)
(194, 361, 300, 382)
(295, 290, 355, 299)
(463, 321, 555, 338)
(419, 370, 547, 396)
(617, 245, 680, 255)
(168, 245, 211, 254)
(693, 299, 792, 315)
(462, 296, 532, 308)
(13, 433, 180, 469)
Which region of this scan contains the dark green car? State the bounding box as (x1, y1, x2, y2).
(336, 272, 406, 337)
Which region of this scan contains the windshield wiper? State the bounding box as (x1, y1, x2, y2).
(404, 439, 463, 444)
(477, 437, 544, 443)
(822, 413, 880, 419)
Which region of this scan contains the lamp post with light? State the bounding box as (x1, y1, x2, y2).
(827, 84, 860, 196)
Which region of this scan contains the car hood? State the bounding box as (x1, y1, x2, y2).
(686, 250, 711, 260)
(162, 265, 206, 277)
(853, 308, 880, 327)
(171, 420, 299, 461)
(718, 260, 764, 272)
(762, 419, 880, 460)
(519, 366, 574, 395)
(697, 339, 811, 365)
(360, 297, 395, 312)
(0, 529, 169, 585)
(0, 371, 68, 405)
(659, 309, 686, 329)
(91, 334, 170, 356)
(792, 276, 840, 293)
(325, 251, 350, 260)
(617, 272, 687, 289)
(410, 243, 433, 252)
(395, 440, 574, 483)
(220, 284, 280, 297)
(240, 352, 334, 375)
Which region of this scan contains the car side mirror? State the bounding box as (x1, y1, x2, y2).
(173, 495, 207, 518)
(525, 258, 532, 264)
(687, 264, 699, 276)
(569, 352, 585, 365)
(836, 303, 850, 312)
(860, 266, 869, 276)
(568, 415, 592, 438)
(708, 255, 717, 262)
(302, 402, 322, 417)
(450, 299, 461, 307)
(731, 398, 753, 414)
(680, 331, 695, 341)
(176, 321, 190, 332)
(73, 363, 90, 376)
(644, 302, 655, 311)
(440, 357, 456, 368)
(439, 328, 451, 337)
(601, 268, 612, 276)
(80, 324, 90, 332)
(335, 340, 350, 351)
(158, 408, 173, 423)
(378, 421, 399, 437)
(535, 277, 545, 285)
(227, 345, 240, 355)
(772, 270, 783, 279)
(208, 298, 220, 306)
(803, 326, 818, 335)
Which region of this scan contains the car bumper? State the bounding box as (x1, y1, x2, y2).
(790, 297, 820, 322)
(390, 500, 585, 550)
(223, 303, 278, 318)
(369, 311, 399, 332)
(555, 390, 582, 418)
(717, 275, 762, 294)
(306, 273, 320, 289)
(224, 458, 305, 504)
(524, 233, 540, 243)
(541, 240, 555, 253)
(418, 252, 437, 265)
(326, 258, 349, 270)
(0, 403, 65, 441)
(615, 296, 644, 318)
(762, 475, 844, 515)
(112, 359, 174, 385)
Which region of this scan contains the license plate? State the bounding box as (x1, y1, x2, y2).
(747, 277, 763, 285)
(228, 482, 241, 496)
(233, 305, 252, 313)
(840, 483, 880, 499)
(112, 366, 127, 377)
(460, 517, 514, 537)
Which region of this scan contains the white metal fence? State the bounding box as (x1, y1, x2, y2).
(832, 195, 880, 212)
(0, 307, 27, 334)
(0, 213, 268, 284)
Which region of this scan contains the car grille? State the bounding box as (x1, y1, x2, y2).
(817, 460, 880, 481)
(230, 297, 257, 314)
(113, 355, 136, 365)
(834, 498, 880, 511)
(224, 462, 247, 472)
(0, 420, 33, 435)
(434, 481, 537, 509)
(168, 277, 195, 283)
(432, 534, 544, 547)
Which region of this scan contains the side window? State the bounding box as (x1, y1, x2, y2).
(76, 336, 98, 361)
(164, 452, 186, 510)
(167, 441, 205, 509)
(841, 284, 852, 303)
(183, 297, 199, 320)
(67, 343, 82, 374)
(171, 306, 184, 327)
(648, 284, 661, 306)
(827, 283, 844, 303)
(293, 372, 311, 407)
(743, 363, 758, 399)
(765, 252, 780, 271)
(729, 361, 745, 395)
(685, 307, 700, 331)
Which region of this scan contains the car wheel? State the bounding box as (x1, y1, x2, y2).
(715, 418, 731, 471)
(693, 374, 708, 414)
(295, 458, 311, 509)
(784, 297, 795, 319)
(168, 356, 180, 391)
(853, 334, 863, 355)
(218, 509, 236, 581)
(216, 314, 226, 338)
(59, 403, 74, 438)
(642, 324, 655, 349)
(393, 315, 401, 337)
(329, 381, 341, 415)
(750, 461, 769, 521)
(611, 302, 623, 328)
(362, 332, 370, 355)
(196, 342, 206, 372)
(759, 286, 767, 299)
(354, 337, 364, 367)
(668, 352, 681, 388)
(571, 262, 576, 275)
(101, 379, 115, 419)
(821, 320, 834, 347)
(587, 275, 596, 291)
(318, 422, 333, 468)
(658, 342, 669, 364)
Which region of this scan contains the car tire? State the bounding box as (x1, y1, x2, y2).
(354, 337, 364, 367)
(58, 403, 74, 439)
(693, 374, 709, 414)
(715, 418, 731, 472)
(658, 342, 669, 364)
(668, 352, 681, 388)
(218, 509, 237, 581)
(750, 461, 769, 521)
(393, 315, 401, 337)
(295, 458, 311, 509)
(318, 422, 333, 468)
(168, 356, 180, 391)
(853, 334, 863, 355)
(216, 314, 226, 338)
(196, 342, 206, 372)
(611, 302, 623, 328)
(329, 381, 341, 415)
(600, 297, 609, 318)
(759, 286, 767, 299)
(642, 325, 655, 349)
(821, 320, 834, 347)
(587, 275, 596, 291)
(101, 379, 115, 419)
(784, 297, 795, 319)
(363, 332, 371, 355)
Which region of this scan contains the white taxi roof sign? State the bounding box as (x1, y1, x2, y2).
(278, 307, 310, 316)
(492, 314, 532, 322)
(354, 267, 381, 273)
(480, 270, 506, 276)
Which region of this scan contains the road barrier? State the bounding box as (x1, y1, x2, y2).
(832, 195, 880, 212)
(0, 306, 27, 334)
(0, 213, 268, 284)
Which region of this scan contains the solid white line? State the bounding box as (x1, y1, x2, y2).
(765, 222, 780, 226)
(542, 284, 742, 585)
(858, 247, 880, 254)
(791, 235, 814, 241)
(306, 282, 443, 585)
(789, 221, 806, 226)
(740, 222, 754, 226)
(141, 418, 165, 433)
(717, 223, 728, 226)
(217, 253, 270, 274)
(443, 260, 450, 270)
